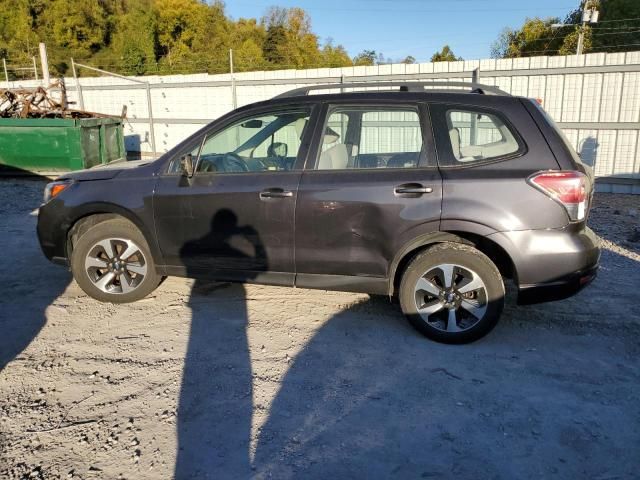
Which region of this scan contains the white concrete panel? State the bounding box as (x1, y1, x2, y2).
(512, 58, 530, 70)
(592, 130, 616, 177)
(448, 61, 464, 73)
(599, 73, 623, 122)
(619, 72, 640, 122)
(605, 52, 626, 65)
(561, 74, 582, 122)
(547, 56, 566, 68)
(493, 76, 512, 93)
(586, 53, 605, 66)
(479, 58, 496, 71)
(566, 55, 585, 68)
(544, 75, 564, 120)
(418, 63, 434, 74)
(527, 76, 546, 103)
(580, 74, 602, 122)
(510, 76, 528, 97)
(433, 62, 448, 73)
(612, 130, 638, 176)
(529, 56, 548, 69)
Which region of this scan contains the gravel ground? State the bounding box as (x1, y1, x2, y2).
(0, 178, 639, 480)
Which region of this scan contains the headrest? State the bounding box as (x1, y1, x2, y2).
(323, 126, 340, 144)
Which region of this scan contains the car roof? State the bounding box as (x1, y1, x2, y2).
(236, 90, 524, 113)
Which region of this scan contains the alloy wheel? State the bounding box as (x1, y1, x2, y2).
(413, 263, 488, 333)
(84, 238, 148, 294)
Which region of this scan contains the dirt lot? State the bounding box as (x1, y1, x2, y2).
(1, 178, 639, 480)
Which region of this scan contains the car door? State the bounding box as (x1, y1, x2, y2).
(294, 101, 443, 294)
(153, 104, 318, 286)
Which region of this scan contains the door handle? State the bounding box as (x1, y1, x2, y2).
(259, 188, 293, 199)
(394, 184, 433, 195)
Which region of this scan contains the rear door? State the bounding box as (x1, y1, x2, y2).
(294, 101, 443, 293)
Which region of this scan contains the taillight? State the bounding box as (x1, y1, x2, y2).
(528, 170, 589, 222)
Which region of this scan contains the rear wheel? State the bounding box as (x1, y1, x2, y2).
(399, 242, 505, 344)
(70, 218, 161, 303)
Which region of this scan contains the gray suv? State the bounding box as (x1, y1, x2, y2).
(37, 82, 600, 343)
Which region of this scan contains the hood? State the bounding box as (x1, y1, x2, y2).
(57, 159, 153, 181)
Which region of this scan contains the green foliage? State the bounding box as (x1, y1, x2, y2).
(431, 45, 461, 62)
(0, 0, 355, 76)
(353, 50, 377, 66)
(491, 0, 640, 58)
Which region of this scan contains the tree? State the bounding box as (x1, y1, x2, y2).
(491, 0, 640, 58)
(591, 0, 640, 53)
(0, 0, 404, 76)
(401, 55, 416, 64)
(320, 40, 352, 68)
(353, 50, 377, 66)
(431, 45, 461, 62)
(106, 0, 158, 75)
(263, 24, 287, 65)
(235, 38, 265, 71)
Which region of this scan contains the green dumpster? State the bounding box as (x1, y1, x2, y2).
(0, 117, 126, 173)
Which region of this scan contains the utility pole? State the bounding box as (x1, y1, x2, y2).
(39, 42, 50, 87)
(577, 3, 599, 55)
(2, 58, 8, 88)
(70, 58, 85, 110)
(551, 2, 599, 56)
(229, 48, 237, 109)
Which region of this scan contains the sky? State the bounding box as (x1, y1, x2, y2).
(225, 0, 581, 62)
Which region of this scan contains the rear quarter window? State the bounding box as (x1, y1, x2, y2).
(430, 104, 525, 167)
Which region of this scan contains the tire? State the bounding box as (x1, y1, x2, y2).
(398, 242, 505, 344)
(70, 218, 161, 303)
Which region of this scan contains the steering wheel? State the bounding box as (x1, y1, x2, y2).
(222, 152, 249, 172)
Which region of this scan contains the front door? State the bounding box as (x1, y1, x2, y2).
(294, 102, 442, 293)
(154, 105, 316, 285)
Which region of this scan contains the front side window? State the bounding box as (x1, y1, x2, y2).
(315, 107, 423, 170)
(444, 109, 520, 164)
(170, 109, 310, 174)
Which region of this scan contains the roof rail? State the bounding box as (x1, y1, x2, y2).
(274, 81, 510, 99)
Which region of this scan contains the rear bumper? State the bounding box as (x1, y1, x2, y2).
(517, 263, 598, 305)
(487, 225, 600, 305)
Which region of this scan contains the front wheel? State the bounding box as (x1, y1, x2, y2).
(399, 242, 505, 344)
(70, 218, 161, 303)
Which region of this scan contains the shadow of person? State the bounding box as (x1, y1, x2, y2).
(579, 136, 599, 168)
(0, 176, 71, 372)
(175, 209, 266, 479)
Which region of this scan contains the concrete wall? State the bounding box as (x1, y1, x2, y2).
(7, 51, 640, 180)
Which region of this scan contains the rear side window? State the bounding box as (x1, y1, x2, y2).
(315, 107, 424, 170)
(431, 104, 524, 167)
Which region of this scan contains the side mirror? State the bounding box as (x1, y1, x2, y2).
(268, 142, 288, 158)
(181, 153, 194, 178)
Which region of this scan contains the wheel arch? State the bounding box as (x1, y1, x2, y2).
(66, 204, 163, 267)
(388, 229, 517, 296)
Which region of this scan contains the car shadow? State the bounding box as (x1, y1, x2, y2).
(251, 249, 640, 478)
(174, 209, 266, 479)
(0, 176, 71, 371)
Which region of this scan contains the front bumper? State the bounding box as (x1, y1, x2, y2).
(36, 199, 71, 265)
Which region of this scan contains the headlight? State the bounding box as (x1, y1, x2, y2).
(43, 180, 72, 204)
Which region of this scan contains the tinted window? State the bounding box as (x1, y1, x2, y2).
(315, 107, 423, 170)
(442, 109, 520, 165)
